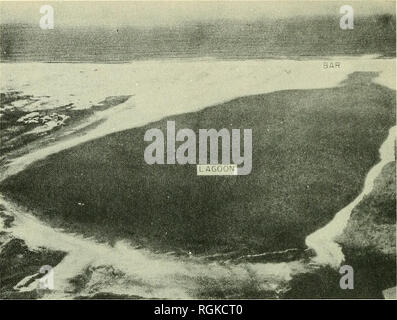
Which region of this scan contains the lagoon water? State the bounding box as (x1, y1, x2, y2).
(0, 56, 395, 298)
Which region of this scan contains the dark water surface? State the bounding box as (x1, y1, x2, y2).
(1, 14, 395, 62)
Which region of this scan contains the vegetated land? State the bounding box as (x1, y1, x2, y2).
(1, 72, 395, 256)
(338, 161, 396, 257)
(285, 161, 396, 299)
(0, 92, 132, 154)
(0, 204, 67, 299)
(338, 160, 396, 298)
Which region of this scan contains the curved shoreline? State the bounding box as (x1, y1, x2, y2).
(305, 126, 396, 268)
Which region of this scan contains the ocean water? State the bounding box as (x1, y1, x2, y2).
(1, 14, 395, 63)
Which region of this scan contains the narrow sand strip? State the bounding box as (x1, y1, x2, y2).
(305, 126, 396, 267)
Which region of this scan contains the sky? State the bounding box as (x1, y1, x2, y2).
(0, 1, 395, 27)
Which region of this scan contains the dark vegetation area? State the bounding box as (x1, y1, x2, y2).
(0, 92, 131, 154)
(0, 204, 66, 299)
